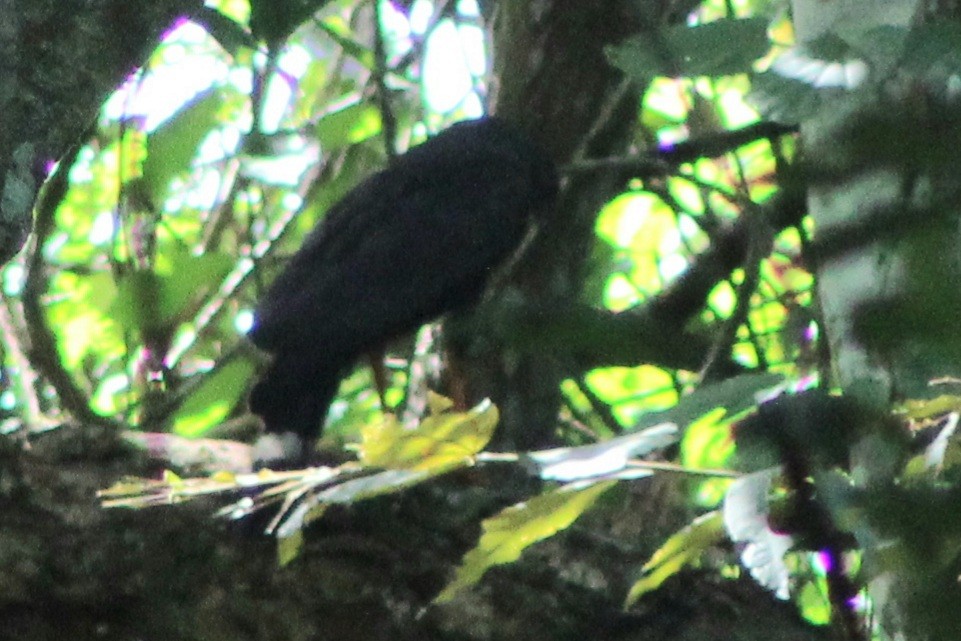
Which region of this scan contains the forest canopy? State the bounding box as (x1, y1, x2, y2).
(5, 1, 961, 640)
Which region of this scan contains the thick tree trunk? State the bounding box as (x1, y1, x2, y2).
(793, 0, 924, 407)
(791, 1, 961, 638)
(453, 1, 646, 450)
(0, 0, 199, 264)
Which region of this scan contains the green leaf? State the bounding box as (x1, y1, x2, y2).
(191, 6, 256, 55)
(111, 249, 234, 338)
(277, 528, 305, 567)
(797, 580, 832, 625)
(48, 271, 122, 368)
(277, 501, 328, 566)
(608, 18, 770, 81)
(316, 17, 375, 67)
(903, 395, 961, 420)
(358, 398, 498, 471)
(581, 235, 619, 306)
(157, 249, 235, 323)
(111, 270, 165, 338)
(143, 88, 227, 204)
(748, 33, 877, 123)
(315, 102, 382, 150)
(636, 372, 783, 432)
(435, 481, 616, 604)
(905, 415, 961, 478)
(748, 70, 827, 124)
(625, 511, 725, 606)
(173, 359, 256, 437)
(250, 0, 331, 45)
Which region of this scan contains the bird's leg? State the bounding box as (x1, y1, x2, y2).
(367, 349, 390, 412)
(442, 346, 471, 412)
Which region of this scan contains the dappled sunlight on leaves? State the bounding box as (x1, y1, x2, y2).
(358, 396, 498, 471)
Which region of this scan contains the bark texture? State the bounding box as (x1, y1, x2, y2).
(792, 0, 960, 638)
(453, 0, 648, 450)
(0, 0, 199, 264)
(0, 427, 832, 641)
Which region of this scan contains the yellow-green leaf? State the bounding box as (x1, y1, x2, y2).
(902, 394, 961, 420)
(277, 528, 304, 567)
(315, 101, 381, 149)
(435, 481, 616, 604)
(358, 398, 498, 471)
(624, 510, 725, 607)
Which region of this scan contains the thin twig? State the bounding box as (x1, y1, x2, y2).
(22, 145, 123, 431)
(699, 211, 770, 381)
(569, 77, 635, 163)
(573, 377, 623, 434)
(563, 121, 798, 176)
(372, 0, 398, 160)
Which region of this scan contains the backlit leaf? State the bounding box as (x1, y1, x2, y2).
(625, 511, 725, 606)
(143, 88, 227, 204)
(358, 398, 498, 471)
(435, 481, 616, 603)
(173, 359, 256, 437)
(315, 102, 382, 149)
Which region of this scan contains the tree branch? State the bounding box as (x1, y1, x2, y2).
(563, 121, 798, 178)
(372, 0, 398, 160)
(22, 146, 123, 431)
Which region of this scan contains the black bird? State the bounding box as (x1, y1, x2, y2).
(248, 116, 558, 448)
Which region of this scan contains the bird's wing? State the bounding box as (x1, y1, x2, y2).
(249, 152, 545, 354)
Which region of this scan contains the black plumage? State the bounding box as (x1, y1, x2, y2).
(248, 117, 558, 441)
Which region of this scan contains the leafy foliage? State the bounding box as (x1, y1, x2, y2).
(48, 0, 806, 611)
(20, 0, 961, 638)
(357, 394, 498, 471)
(608, 18, 771, 80)
(142, 87, 229, 204)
